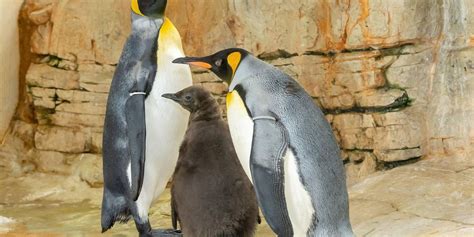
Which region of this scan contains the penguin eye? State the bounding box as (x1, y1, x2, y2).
(184, 95, 192, 102)
(215, 59, 222, 67)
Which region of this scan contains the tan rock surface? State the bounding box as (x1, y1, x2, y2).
(0, 158, 472, 236)
(34, 125, 90, 153)
(350, 156, 474, 236)
(26, 63, 80, 90)
(13, 0, 471, 184)
(48, 0, 130, 64)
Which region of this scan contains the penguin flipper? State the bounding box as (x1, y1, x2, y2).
(125, 92, 147, 201)
(171, 195, 178, 230)
(250, 118, 293, 237)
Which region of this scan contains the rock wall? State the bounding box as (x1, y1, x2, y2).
(2, 0, 472, 186)
(0, 0, 23, 140)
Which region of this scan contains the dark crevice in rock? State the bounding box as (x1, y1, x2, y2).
(343, 148, 375, 153)
(455, 166, 474, 174)
(35, 55, 78, 71)
(258, 49, 298, 60)
(303, 43, 416, 58)
(34, 108, 55, 125)
(378, 156, 422, 170)
(322, 91, 412, 115)
(376, 43, 415, 58)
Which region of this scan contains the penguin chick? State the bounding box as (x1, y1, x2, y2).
(162, 86, 259, 237)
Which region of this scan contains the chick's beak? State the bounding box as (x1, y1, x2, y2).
(161, 93, 180, 102)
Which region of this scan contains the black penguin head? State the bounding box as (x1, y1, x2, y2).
(162, 86, 215, 113)
(131, 0, 167, 18)
(172, 48, 250, 84)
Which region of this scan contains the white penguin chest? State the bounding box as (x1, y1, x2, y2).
(226, 91, 254, 181)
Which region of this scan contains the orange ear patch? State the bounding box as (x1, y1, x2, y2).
(131, 0, 144, 16)
(227, 52, 242, 77)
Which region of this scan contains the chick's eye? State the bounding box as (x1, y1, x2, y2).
(215, 59, 222, 67)
(184, 95, 192, 101)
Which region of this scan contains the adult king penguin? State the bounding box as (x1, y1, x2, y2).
(173, 49, 354, 237)
(101, 0, 192, 236)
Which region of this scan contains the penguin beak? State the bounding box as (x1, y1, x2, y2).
(173, 57, 212, 69)
(161, 93, 180, 102)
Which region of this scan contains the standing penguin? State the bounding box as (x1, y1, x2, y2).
(162, 86, 259, 237)
(101, 0, 192, 236)
(173, 49, 354, 237)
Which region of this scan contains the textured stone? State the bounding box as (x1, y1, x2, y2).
(55, 102, 106, 116)
(350, 158, 474, 236)
(346, 151, 375, 163)
(75, 154, 103, 188)
(30, 87, 56, 109)
(78, 71, 113, 93)
(33, 150, 74, 175)
(11, 0, 474, 193)
(374, 125, 422, 150)
(26, 64, 80, 90)
(334, 71, 385, 93)
(374, 148, 423, 162)
(339, 128, 376, 150)
(355, 89, 406, 108)
(50, 112, 104, 128)
(345, 154, 377, 186)
(192, 72, 219, 83)
(34, 126, 89, 153)
(358, 154, 377, 177)
(90, 132, 103, 153)
(372, 112, 410, 126)
(199, 82, 228, 95)
(168, 0, 444, 56)
(333, 113, 376, 130)
(28, 3, 53, 25)
(56, 90, 107, 103)
(320, 94, 356, 110)
(30, 87, 55, 98)
(32, 98, 55, 109)
(48, 0, 130, 64)
(31, 22, 52, 55)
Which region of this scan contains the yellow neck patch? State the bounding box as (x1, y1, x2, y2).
(227, 52, 242, 78)
(226, 90, 247, 113)
(131, 0, 144, 16)
(158, 17, 183, 49)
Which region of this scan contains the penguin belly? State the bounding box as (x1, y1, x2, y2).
(284, 149, 316, 236)
(227, 90, 316, 235)
(135, 49, 192, 219)
(226, 90, 254, 181)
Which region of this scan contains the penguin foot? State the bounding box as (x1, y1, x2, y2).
(150, 229, 183, 237)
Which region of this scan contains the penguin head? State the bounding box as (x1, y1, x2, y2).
(131, 0, 167, 18)
(162, 86, 215, 113)
(173, 48, 250, 84)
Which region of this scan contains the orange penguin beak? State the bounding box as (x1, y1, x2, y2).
(173, 57, 212, 69)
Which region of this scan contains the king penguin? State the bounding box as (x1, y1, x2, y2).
(162, 86, 259, 237)
(173, 49, 354, 237)
(101, 0, 192, 236)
